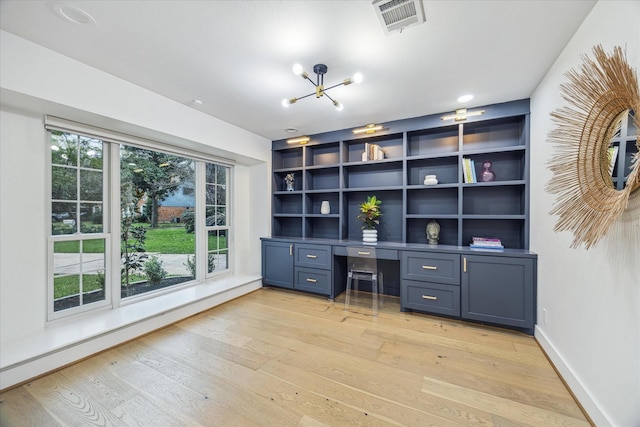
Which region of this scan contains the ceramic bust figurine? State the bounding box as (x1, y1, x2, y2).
(426, 220, 440, 244)
(284, 173, 295, 191)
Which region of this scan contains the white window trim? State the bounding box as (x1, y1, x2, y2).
(46, 117, 235, 321)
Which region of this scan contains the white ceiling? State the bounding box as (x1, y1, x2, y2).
(0, 0, 596, 141)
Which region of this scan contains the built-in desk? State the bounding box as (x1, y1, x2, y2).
(261, 237, 537, 334)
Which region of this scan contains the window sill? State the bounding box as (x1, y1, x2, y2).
(0, 273, 262, 390)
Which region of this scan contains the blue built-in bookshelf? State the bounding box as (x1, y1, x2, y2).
(271, 99, 531, 250)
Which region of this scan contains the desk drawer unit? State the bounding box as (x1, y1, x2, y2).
(401, 251, 460, 285)
(295, 244, 332, 269)
(294, 267, 331, 295)
(402, 280, 460, 317)
(333, 246, 398, 260)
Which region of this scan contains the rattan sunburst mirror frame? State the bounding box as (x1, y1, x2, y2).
(546, 45, 640, 249)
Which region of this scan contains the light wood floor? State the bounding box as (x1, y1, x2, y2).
(0, 288, 590, 426)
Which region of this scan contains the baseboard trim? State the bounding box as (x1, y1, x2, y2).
(535, 325, 610, 426)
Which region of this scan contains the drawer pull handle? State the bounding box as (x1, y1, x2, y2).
(422, 295, 438, 301)
(422, 265, 437, 270)
(306, 278, 317, 283)
(357, 251, 371, 256)
(306, 254, 318, 259)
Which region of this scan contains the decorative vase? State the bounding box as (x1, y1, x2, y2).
(320, 200, 330, 215)
(362, 229, 378, 243)
(481, 160, 495, 182)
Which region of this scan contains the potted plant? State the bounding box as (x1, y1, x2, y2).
(357, 195, 381, 242)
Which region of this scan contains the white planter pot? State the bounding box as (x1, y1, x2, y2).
(320, 200, 330, 214)
(362, 229, 378, 243)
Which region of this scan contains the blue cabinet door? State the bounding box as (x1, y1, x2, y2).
(461, 254, 535, 333)
(262, 240, 293, 288)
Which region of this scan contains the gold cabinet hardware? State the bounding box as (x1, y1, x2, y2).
(422, 265, 437, 270)
(306, 254, 317, 259)
(463, 257, 467, 272)
(306, 278, 317, 283)
(422, 295, 438, 300)
(357, 251, 371, 256)
(289, 244, 293, 256)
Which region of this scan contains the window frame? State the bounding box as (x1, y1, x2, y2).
(45, 117, 235, 321)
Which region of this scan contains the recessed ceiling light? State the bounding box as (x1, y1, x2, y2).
(457, 94, 474, 103)
(285, 128, 298, 133)
(55, 4, 95, 24)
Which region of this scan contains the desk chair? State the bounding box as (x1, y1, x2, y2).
(345, 246, 384, 316)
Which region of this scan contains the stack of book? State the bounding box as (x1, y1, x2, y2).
(470, 237, 504, 250)
(363, 143, 385, 161)
(462, 158, 477, 183)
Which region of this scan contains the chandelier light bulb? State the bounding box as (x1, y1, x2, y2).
(282, 98, 291, 107)
(333, 100, 343, 111)
(352, 72, 363, 84)
(292, 64, 304, 75)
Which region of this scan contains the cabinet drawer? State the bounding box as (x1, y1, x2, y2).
(295, 244, 332, 269)
(333, 246, 398, 260)
(401, 251, 460, 285)
(401, 280, 460, 317)
(294, 267, 331, 295)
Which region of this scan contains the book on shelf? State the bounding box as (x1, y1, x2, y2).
(363, 143, 384, 161)
(470, 237, 504, 249)
(608, 146, 619, 175)
(463, 158, 477, 183)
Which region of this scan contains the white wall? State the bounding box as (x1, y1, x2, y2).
(530, 2, 639, 426)
(0, 32, 271, 352)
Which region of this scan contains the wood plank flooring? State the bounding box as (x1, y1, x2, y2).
(0, 288, 590, 426)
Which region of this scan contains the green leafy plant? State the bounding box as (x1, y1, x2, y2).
(121, 215, 148, 287)
(184, 254, 216, 277)
(144, 255, 167, 285)
(357, 195, 382, 229)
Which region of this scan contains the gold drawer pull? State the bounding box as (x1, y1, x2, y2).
(422, 295, 438, 301)
(422, 265, 437, 270)
(306, 278, 317, 283)
(306, 254, 317, 259)
(357, 251, 371, 256)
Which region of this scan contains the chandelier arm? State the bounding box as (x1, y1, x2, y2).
(323, 81, 347, 92)
(303, 74, 318, 88)
(293, 92, 317, 101)
(323, 91, 337, 104)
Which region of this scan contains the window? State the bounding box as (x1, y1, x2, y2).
(206, 163, 230, 274)
(50, 131, 108, 316)
(47, 123, 233, 320)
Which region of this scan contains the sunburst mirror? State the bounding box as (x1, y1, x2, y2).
(546, 45, 640, 249)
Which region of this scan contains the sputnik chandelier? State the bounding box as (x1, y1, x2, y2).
(282, 63, 363, 111)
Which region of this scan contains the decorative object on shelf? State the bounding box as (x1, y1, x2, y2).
(424, 174, 438, 185)
(357, 195, 382, 242)
(362, 229, 378, 244)
(284, 173, 295, 191)
(480, 160, 495, 182)
(282, 63, 363, 111)
(320, 200, 331, 215)
(426, 220, 440, 244)
(546, 44, 640, 249)
(441, 108, 485, 122)
(462, 158, 477, 183)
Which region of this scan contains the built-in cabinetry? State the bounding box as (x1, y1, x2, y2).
(265, 99, 537, 335)
(272, 99, 531, 249)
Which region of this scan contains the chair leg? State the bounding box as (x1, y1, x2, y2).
(344, 272, 352, 312)
(372, 275, 378, 316)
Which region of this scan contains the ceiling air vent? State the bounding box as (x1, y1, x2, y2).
(372, 0, 425, 34)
